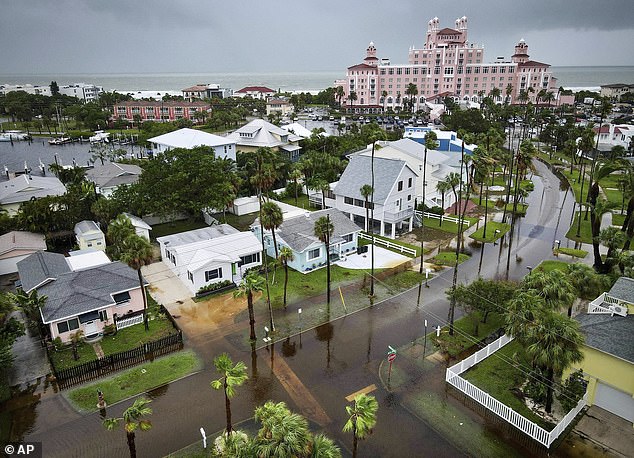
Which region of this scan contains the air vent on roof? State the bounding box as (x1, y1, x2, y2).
(610, 304, 628, 317)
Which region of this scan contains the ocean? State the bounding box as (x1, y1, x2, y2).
(1, 67, 633, 94)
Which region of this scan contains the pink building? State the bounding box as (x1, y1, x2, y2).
(113, 100, 210, 123)
(337, 16, 559, 113)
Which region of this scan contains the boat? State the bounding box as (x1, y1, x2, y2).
(0, 130, 31, 141)
(89, 130, 110, 143)
(48, 135, 73, 145)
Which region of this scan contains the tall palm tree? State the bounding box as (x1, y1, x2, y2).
(444, 172, 461, 212)
(359, 184, 373, 232)
(368, 127, 386, 297)
(261, 201, 284, 260)
(314, 215, 334, 306)
(289, 168, 303, 206)
(435, 180, 451, 218)
(381, 90, 388, 113)
(335, 86, 345, 107)
(405, 83, 418, 113)
(312, 433, 342, 458)
(103, 397, 153, 458)
(523, 269, 577, 316)
(107, 214, 135, 260)
(347, 91, 357, 113)
(505, 83, 513, 105)
(279, 246, 294, 308)
(120, 234, 154, 331)
(343, 394, 378, 458)
(234, 271, 265, 341)
(419, 131, 439, 272)
(211, 353, 248, 437)
(254, 401, 313, 458)
(8, 289, 47, 324)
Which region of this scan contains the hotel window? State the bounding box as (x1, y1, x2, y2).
(397, 68, 402, 75)
(474, 67, 480, 74)
(466, 67, 472, 74)
(380, 69, 386, 75)
(388, 69, 394, 75)
(499, 67, 506, 73)
(413, 68, 418, 75)
(483, 67, 489, 73)
(444, 67, 454, 75)
(307, 248, 321, 261)
(491, 67, 497, 73)
(405, 68, 410, 75)
(434, 67, 440, 75)
(205, 267, 222, 282)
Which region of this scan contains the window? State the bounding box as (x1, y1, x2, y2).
(408, 177, 413, 188)
(56, 318, 79, 335)
(205, 268, 222, 282)
(307, 248, 320, 261)
(342, 234, 353, 243)
(99, 310, 108, 322)
(407, 194, 412, 201)
(187, 271, 193, 283)
(113, 291, 131, 305)
(344, 196, 354, 205)
(239, 252, 260, 266)
(398, 181, 403, 191)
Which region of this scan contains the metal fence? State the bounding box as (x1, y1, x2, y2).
(445, 334, 587, 448)
(50, 331, 183, 390)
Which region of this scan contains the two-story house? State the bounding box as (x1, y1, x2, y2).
(226, 119, 303, 162)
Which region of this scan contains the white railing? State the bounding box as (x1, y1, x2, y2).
(588, 293, 622, 314)
(383, 207, 414, 223)
(414, 210, 461, 225)
(445, 334, 587, 448)
(358, 233, 417, 257)
(116, 314, 144, 330)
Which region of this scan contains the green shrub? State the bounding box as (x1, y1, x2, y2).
(285, 182, 304, 199)
(558, 369, 587, 412)
(523, 370, 547, 404)
(52, 337, 63, 352)
(103, 324, 116, 336)
(197, 279, 233, 295)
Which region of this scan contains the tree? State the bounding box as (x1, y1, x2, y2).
(234, 271, 265, 341)
(405, 83, 418, 112)
(347, 91, 358, 113)
(103, 397, 153, 458)
(106, 214, 135, 260)
(314, 215, 334, 306)
(279, 247, 294, 308)
(261, 201, 284, 260)
(119, 235, 153, 331)
(8, 289, 47, 324)
(523, 269, 577, 316)
(211, 354, 248, 436)
(343, 394, 378, 458)
(435, 181, 451, 216)
(69, 329, 84, 361)
(289, 168, 303, 205)
(359, 184, 373, 232)
(50, 81, 60, 96)
(335, 86, 345, 107)
(0, 292, 25, 371)
(254, 401, 312, 457)
(381, 90, 388, 113)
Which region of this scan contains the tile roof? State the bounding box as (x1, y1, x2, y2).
(347, 63, 377, 71)
(148, 127, 234, 149)
(518, 60, 550, 67)
(334, 155, 411, 205)
(0, 175, 66, 205)
(0, 231, 46, 257)
(85, 163, 141, 189)
(607, 277, 634, 304)
(437, 27, 461, 35)
(274, 208, 361, 253)
(17, 251, 71, 293)
(235, 86, 275, 93)
(575, 313, 634, 364)
(38, 261, 143, 323)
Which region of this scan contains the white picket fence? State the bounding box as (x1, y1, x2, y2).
(116, 314, 144, 330)
(358, 233, 417, 257)
(445, 334, 587, 448)
(414, 210, 461, 225)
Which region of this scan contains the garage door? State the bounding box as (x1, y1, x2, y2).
(594, 382, 634, 422)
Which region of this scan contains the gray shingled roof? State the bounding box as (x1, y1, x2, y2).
(575, 313, 634, 364)
(85, 163, 142, 189)
(607, 277, 634, 304)
(0, 175, 66, 205)
(156, 224, 238, 248)
(37, 261, 143, 323)
(17, 251, 71, 292)
(334, 156, 408, 205)
(276, 208, 360, 252)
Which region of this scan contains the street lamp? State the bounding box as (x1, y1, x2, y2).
(493, 229, 501, 245)
(298, 308, 302, 330)
(425, 268, 431, 288)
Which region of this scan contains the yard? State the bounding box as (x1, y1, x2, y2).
(565, 212, 593, 244)
(49, 342, 100, 371)
(470, 221, 511, 243)
(276, 193, 313, 210)
(422, 214, 477, 234)
(433, 312, 505, 358)
(358, 231, 423, 257)
(428, 251, 470, 267)
(99, 317, 177, 356)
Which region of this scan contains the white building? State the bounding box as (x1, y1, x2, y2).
(122, 213, 152, 241)
(226, 119, 303, 161)
(58, 83, 103, 103)
(74, 221, 106, 252)
(157, 225, 262, 295)
(148, 128, 237, 161)
(594, 123, 634, 154)
(0, 84, 51, 97)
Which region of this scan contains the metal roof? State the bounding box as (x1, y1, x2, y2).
(148, 128, 234, 149)
(0, 175, 66, 205)
(156, 224, 239, 248)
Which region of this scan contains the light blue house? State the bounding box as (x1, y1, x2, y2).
(403, 127, 477, 155)
(252, 208, 361, 273)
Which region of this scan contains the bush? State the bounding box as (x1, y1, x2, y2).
(243, 265, 263, 277)
(285, 182, 304, 198)
(417, 203, 444, 215)
(103, 324, 116, 336)
(52, 337, 63, 352)
(197, 279, 233, 295)
(523, 370, 547, 404)
(558, 369, 587, 411)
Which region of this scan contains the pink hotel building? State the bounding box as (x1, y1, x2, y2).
(336, 16, 558, 113)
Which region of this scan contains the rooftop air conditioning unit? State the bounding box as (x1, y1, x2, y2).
(609, 304, 628, 317)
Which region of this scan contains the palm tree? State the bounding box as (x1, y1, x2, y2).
(254, 401, 313, 457)
(347, 91, 358, 113)
(335, 86, 345, 107)
(419, 131, 439, 272)
(381, 90, 388, 113)
(103, 397, 153, 458)
(234, 272, 265, 341)
(289, 168, 303, 206)
(359, 184, 373, 232)
(314, 215, 335, 306)
(279, 247, 294, 308)
(8, 289, 47, 324)
(107, 214, 135, 260)
(405, 83, 418, 113)
(120, 234, 154, 331)
(261, 201, 284, 260)
(343, 394, 378, 458)
(69, 329, 84, 361)
(505, 83, 513, 105)
(523, 269, 577, 316)
(444, 172, 461, 211)
(435, 181, 451, 218)
(312, 433, 342, 458)
(211, 353, 248, 436)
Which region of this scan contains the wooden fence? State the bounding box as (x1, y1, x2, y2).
(50, 331, 183, 390)
(445, 334, 587, 448)
(358, 233, 417, 257)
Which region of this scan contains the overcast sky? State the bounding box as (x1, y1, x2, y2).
(1, 0, 633, 74)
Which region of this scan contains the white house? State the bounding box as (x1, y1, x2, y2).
(122, 213, 152, 241)
(157, 225, 262, 295)
(252, 208, 361, 273)
(148, 128, 237, 161)
(266, 98, 293, 117)
(0, 175, 66, 215)
(85, 163, 142, 197)
(281, 122, 330, 140)
(234, 86, 276, 100)
(74, 221, 106, 251)
(226, 119, 303, 161)
(0, 231, 46, 276)
(593, 123, 634, 154)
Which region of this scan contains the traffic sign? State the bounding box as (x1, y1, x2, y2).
(387, 352, 397, 363)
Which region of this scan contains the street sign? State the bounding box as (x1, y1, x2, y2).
(387, 352, 397, 363)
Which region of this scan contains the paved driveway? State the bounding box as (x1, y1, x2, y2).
(142, 262, 192, 306)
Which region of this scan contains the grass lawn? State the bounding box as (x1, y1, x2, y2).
(565, 212, 593, 244)
(463, 340, 551, 429)
(470, 221, 511, 243)
(534, 260, 570, 273)
(99, 318, 177, 356)
(66, 350, 201, 412)
(213, 212, 259, 232)
(49, 342, 98, 371)
(422, 215, 477, 234)
(276, 193, 313, 210)
(434, 312, 505, 358)
(429, 251, 470, 267)
(359, 231, 422, 257)
(151, 219, 208, 239)
(560, 168, 588, 203)
(554, 247, 588, 258)
(471, 199, 528, 216)
(612, 212, 626, 227)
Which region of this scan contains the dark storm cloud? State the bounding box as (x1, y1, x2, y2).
(0, 0, 632, 74)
